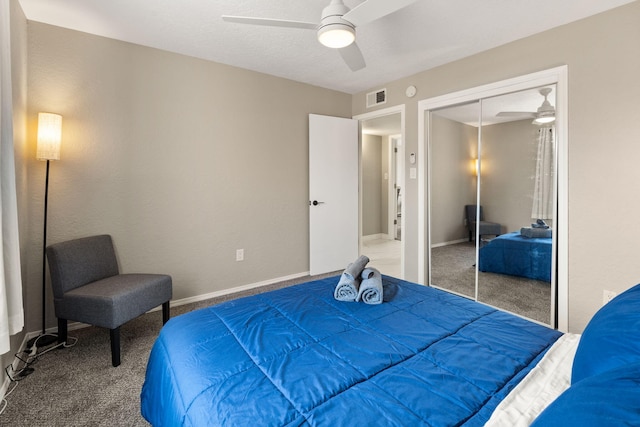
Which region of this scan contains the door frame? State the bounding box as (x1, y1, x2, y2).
(417, 66, 568, 331)
(354, 105, 406, 279)
(389, 134, 403, 241)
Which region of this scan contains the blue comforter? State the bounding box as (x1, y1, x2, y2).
(479, 232, 552, 282)
(141, 276, 560, 426)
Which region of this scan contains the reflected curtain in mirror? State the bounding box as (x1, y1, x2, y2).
(532, 127, 555, 220)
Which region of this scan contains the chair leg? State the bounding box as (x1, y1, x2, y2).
(57, 318, 68, 345)
(110, 327, 121, 367)
(162, 301, 170, 325)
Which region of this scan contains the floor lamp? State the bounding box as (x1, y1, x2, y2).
(33, 112, 62, 348)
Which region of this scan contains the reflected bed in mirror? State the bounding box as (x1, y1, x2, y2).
(430, 241, 551, 324)
(479, 231, 552, 282)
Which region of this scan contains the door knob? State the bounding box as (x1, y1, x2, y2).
(310, 200, 325, 206)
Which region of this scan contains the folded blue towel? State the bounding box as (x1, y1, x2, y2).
(343, 255, 370, 280)
(532, 219, 550, 229)
(357, 267, 383, 304)
(521, 227, 552, 238)
(334, 255, 370, 302)
(334, 272, 360, 301)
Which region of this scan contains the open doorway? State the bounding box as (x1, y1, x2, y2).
(357, 108, 404, 278)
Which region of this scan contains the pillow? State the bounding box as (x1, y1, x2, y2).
(531, 362, 640, 426)
(571, 283, 640, 383)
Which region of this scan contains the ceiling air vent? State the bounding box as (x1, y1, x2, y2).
(366, 88, 387, 108)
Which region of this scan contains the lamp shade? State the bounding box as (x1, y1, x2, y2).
(36, 112, 62, 161)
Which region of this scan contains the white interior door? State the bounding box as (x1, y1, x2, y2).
(309, 114, 359, 275)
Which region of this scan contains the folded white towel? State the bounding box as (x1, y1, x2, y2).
(357, 267, 383, 304)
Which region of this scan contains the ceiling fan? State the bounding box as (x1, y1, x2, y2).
(222, 0, 421, 72)
(497, 88, 556, 124)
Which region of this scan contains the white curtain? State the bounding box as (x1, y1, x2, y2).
(531, 127, 555, 220)
(0, 0, 25, 355)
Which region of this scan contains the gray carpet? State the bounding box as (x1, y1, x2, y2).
(431, 241, 551, 324)
(1, 262, 550, 426)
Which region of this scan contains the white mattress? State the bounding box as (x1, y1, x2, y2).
(485, 333, 580, 426)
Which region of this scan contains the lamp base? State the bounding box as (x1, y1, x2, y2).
(26, 333, 58, 350)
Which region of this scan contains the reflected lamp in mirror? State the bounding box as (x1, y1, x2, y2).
(471, 158, 480, 177)
(36, 112, 62, 161)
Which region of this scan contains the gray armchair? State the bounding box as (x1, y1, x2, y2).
(465, 205, 502, 242)
(46, 235, 172, 367)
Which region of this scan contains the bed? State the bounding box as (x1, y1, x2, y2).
(140, 275, 640, 426)
(478, 231, 552, 282)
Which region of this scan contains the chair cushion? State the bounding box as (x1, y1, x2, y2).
(54, 274, 172, 329)
(477, 221, 501, 235)
(47, 235, 120, 297)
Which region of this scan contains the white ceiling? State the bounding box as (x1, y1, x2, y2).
(18, 0, 634, 95)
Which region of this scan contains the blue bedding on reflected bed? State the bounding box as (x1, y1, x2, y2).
(479, 231, 552, 282)
(141, 275, 560, 426)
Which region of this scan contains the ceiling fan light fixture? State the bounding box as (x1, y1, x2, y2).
(533, 88, 555, 124)
(318, 23, 355, 48)
(533, 110, 556, 125)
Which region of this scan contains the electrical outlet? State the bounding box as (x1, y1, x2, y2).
(602, 290, 617, 306)
(236, 249, 244, 262)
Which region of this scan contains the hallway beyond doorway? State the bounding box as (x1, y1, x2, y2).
(361, 237, 401, 278)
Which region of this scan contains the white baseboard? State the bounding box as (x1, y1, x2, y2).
(431, 238, 468, 248)
(362, 233, 392, 242)
(149, 271, 310, 310)
(16, 269, 311, 348)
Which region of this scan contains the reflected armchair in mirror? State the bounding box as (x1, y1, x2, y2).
(465, 204, 502, 242)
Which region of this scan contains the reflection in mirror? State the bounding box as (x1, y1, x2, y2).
(477, 86, 556, 324)
(428, 86, 556, 325)
(429, 101, 479, 299)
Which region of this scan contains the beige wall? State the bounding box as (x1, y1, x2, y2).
(482, 119, 541, 232)
(380, 135, 389, 235)
(429, 115, 476, 245)
(25, 23, 351, 332)
(362, 133, 382, 236)
(353, 1, 640, 332)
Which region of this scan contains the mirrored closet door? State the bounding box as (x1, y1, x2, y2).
(428, 86, 557, 325)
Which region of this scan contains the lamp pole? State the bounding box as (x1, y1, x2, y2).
(32, 112, 62, 349)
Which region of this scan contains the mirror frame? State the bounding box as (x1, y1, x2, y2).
(417, 66, 568, 331)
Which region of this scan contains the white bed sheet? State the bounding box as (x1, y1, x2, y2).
(485, 333, 580, 426)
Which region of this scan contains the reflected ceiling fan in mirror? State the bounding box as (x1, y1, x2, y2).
(222, 0, 420, 71)
(497, 88, 556, 124)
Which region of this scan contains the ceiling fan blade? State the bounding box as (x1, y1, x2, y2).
(222, 15, 317, 30)
(496, 111, 536, 117)
(339, 42, 366, 71)
(343, 0, 420, 26)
